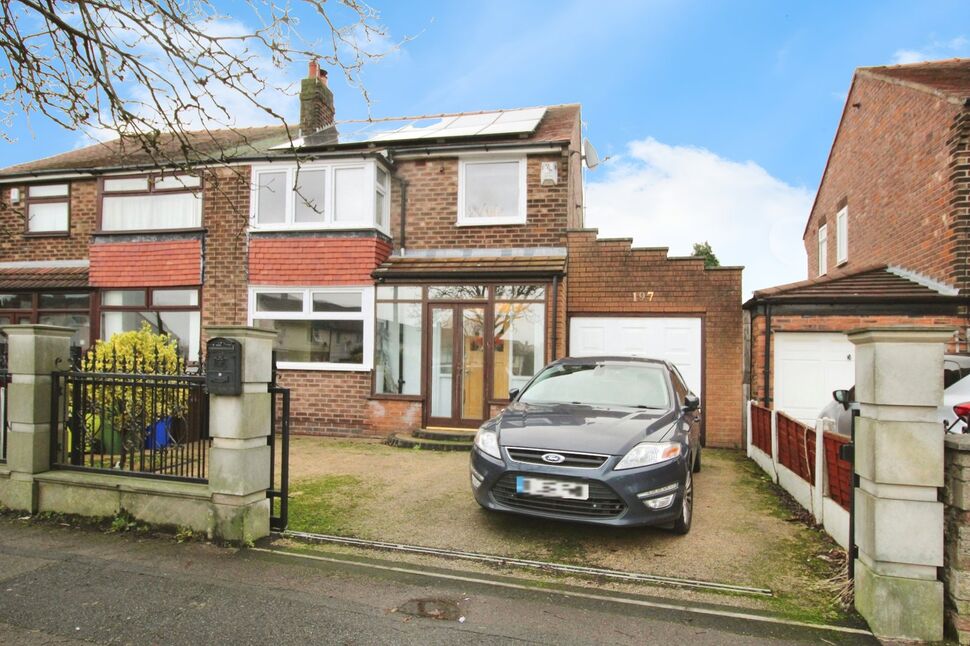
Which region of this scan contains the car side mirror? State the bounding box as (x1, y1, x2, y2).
(682, 394, 700, 412)
(508, 388, 520, 401)
(833, 389, 851, 411)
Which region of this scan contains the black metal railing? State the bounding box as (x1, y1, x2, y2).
(50, 348, 210, 482)
(0, 337, 8, 463)
(268, 352, 290, 531)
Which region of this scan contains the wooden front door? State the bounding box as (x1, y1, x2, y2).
(426, 304, 487, 428)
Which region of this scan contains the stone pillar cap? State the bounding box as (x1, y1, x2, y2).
(847, 326, 955, 345)
(0, 324, 76, 337)
(204, 326, 278, 340)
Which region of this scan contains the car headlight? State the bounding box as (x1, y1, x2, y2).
(474, 428, 502, 460)
(615, 442, 682, 470)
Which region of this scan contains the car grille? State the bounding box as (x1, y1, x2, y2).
(505, 447, 609, 469)
(491, 473, 627, 518)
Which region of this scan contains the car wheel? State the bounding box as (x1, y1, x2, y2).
(692, 447, 702, 473)
(670, 471, 693, 535)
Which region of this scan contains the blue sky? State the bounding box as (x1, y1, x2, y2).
(3, 0, 969, 295)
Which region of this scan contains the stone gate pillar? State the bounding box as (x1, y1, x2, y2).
(205, 326, 276, 543)
(0, 325, 74, 512)
(849, 326, 951, 642)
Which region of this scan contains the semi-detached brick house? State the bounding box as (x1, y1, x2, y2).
(744, 58, 970, 425)
(0, 64, 743, 447)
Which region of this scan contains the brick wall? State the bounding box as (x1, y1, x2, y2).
(274, 369, 373, 435)
(389, 153, 570, 251)
(201, 167, 251, 330)
(0, 179, 98, 262)
(249, 236, 391, 285)
(804, 73, 964, 288)
(565, 230, 744, 448)
(749, 312, 968, 404)
(944, 434, 970, 644)
(89, 239, 202, 287)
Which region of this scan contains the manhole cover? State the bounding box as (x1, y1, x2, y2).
(395, 598, 462, 621)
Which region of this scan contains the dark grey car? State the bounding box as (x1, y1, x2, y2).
(470, 356, 701, 534)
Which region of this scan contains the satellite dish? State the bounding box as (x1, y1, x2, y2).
(583, 138, 602, 169)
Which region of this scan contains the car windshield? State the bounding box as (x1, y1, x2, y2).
(518, 362, 670, 409)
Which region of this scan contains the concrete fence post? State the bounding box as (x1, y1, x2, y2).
(0, 325, 74, 512)
(746, 400, 754, 459)
(849, 326, 950, 642)
(812, 419, 826, 525)
(770, 408, 780, 484)
(205, 326, 276, 543)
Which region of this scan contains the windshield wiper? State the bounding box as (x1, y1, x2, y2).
(633, 405, 665, 410)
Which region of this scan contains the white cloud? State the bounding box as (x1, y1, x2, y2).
(891, 36, 968, 65)
(585, 138, 813, 300)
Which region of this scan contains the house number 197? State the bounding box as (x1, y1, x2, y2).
(633, 291, 655, 302)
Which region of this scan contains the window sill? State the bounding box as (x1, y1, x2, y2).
(251, 224, 383, 233)
(94, 227, 205, 236)
(837, 259, 848, 267)
(275, 361, 371, 372)
(368, 393, 423, 402)
(455, 217, 527, 228)
(24, 231, 70, 238)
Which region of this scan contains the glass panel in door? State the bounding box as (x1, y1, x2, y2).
(429, 308, 454, 419)
(461, 307, 486, 421)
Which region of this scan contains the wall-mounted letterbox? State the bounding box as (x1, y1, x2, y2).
(206, 337, 242, 395)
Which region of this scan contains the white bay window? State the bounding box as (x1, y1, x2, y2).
(251, 161, 390, 232)
(249, 286, 374, 371)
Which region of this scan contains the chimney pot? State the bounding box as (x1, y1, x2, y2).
(300, 60, 335, 136)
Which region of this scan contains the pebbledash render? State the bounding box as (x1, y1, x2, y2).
(0, 64, 744, 448)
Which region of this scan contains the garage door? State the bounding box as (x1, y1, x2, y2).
(774, 332, 855, 426)
(569, 317, 702, 394)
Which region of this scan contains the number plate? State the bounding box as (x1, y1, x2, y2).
(516, 476, 589, 500)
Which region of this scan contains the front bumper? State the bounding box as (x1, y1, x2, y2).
(470, 446, 689, 527)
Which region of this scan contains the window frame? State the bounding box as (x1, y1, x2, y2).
(98, 286, 202, 361)
(250, 160, 390, 234)
(836, 206, 848, 265)
(0, 289, 93, 347)
(24, 182, 71, 236)
(817, 224, 828, 276)
(457, 155, 528, 227)
(98, 172, 204, 233)
(248, 285, 374, 372)
(374, 289, 424, 398)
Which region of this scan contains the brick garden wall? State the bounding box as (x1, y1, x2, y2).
(273, 370, 374, 436)
(944, 434, 970, 644)
(565, 230, 744, 448)
(804, 73, 964, 288)
(748, 312, 968, 405)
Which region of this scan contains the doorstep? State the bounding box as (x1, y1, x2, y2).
(385, 427, 475, 451)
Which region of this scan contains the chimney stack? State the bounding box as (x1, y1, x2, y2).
(300, 60, 335, 136)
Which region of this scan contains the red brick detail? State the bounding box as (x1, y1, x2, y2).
(565, 230, 744, 448)
(249, 237, 391, 286)
(366, 399, 422, 435)
(89, 240, 201, 287)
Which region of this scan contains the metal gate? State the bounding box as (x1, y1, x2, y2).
(0, 336, 8, 463)
(268, 356, 290, 531)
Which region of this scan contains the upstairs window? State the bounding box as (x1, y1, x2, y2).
(252, 161, 390, 232)
(26, 184, 70, 233)
(458, 156, 527, 226)
(836, 207, 848, 265)
(101, 174, 202, 231)
(817, 224, 828, 276)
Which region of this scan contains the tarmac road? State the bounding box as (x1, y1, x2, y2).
(0, 518, 875, 645)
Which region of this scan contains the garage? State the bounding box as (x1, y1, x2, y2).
(569, 316, 703, 394)
(773, 332, 855, 425)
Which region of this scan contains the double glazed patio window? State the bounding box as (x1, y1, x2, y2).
(250, 287, 374, 370)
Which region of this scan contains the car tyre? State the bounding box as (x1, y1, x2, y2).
(670, 471, 693, 535)
(692, 447, 702, 473)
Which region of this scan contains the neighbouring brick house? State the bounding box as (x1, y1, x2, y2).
(744, 58, 970, 425)
(0, 63, 744, 447)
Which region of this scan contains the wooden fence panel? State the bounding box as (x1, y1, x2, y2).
(823, 432, 852, 510)
(751, 404, 773, 455)
(776, 412, 815, 484)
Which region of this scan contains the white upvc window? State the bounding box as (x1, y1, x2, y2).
(26, 183, 70, 233)
(818, 224, 828, 276)
(457, 155, 527, 226)
(251, 160, 390, 233)
(836, 207, 848, 265)
(248, 285, 374, 371)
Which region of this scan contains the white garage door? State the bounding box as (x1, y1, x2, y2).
(774, 332, 855, 426)
(569, 317, 702, 394)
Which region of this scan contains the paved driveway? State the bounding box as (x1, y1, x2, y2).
(280, 437, 851, 625)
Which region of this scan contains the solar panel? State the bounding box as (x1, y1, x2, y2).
(337, 107, 547, 144)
